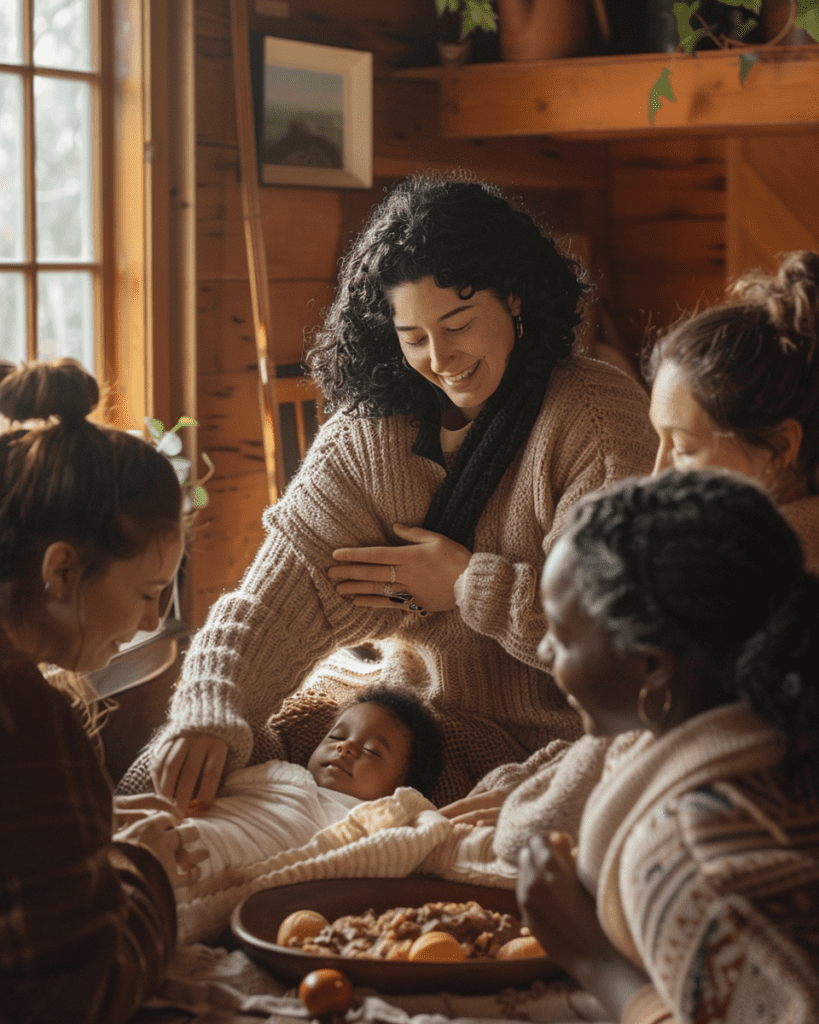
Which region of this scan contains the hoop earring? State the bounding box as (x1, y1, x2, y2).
(513, 315, 523, 340)
(637, 682, 672, 729)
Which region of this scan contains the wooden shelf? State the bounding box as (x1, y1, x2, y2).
(394, 46, 819, 140)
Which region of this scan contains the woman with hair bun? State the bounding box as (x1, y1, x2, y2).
(648, 249, 819, 569)
(0, 359, 193, 1022)
(517, 469, 819, 1024)
(141, 171, 657, 815)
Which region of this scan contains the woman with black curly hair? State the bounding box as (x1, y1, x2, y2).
(516, 469, 819, 1023)
(143, 172, 656, 814)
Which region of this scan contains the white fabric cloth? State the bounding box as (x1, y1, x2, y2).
(188, 761, 362, 882)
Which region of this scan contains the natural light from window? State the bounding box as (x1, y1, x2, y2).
(0, 0, 97, 372)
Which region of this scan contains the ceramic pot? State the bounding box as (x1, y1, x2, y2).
(762, 0, 816, 44)
(437, 37, 473, 65)
(497, 0, 590, 61)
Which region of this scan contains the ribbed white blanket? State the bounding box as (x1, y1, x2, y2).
(175, 780, 515, 945)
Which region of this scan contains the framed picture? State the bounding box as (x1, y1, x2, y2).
(251, 35, 373, 189)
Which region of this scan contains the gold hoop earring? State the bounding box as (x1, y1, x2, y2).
(637, 682, 672, 729)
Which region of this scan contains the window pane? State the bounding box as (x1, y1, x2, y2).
(0, 273, 26, 362)
(34, 0, 92, 72)
(0, 0, 23, 64)
(37, 270, 94, 370)
(0, 73, 25, 261)
(35, 76, 93, 261)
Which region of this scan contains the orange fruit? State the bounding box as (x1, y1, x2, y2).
(298, 968, 355, 1016)
(276, 909, 330, 946)
(407, 931, 466, 963)
(496, 935, 546, 959)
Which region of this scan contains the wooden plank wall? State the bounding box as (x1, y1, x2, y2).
(607, 137, 727, 371)
(187, 0, 607, 627)
(726, 132, 819, 280)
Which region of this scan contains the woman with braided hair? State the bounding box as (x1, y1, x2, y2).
(0, 359, 199, 1021)
(141, 171, 656, 815)
(516, 469, 819, 1024)
(648, 249, 819, 571)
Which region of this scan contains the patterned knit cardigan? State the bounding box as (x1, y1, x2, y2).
(578, 703, 819, 1024)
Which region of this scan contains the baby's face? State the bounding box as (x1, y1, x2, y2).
(307, 702, 412, 801)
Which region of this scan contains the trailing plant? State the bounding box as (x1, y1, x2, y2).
(649, 0, 818, 123)
(142, 416, 214, 511)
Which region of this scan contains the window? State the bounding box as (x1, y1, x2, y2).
(0, 0, 107, 374)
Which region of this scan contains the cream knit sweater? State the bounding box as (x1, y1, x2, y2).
(157, 356, 657, 777)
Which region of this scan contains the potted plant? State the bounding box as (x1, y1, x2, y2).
(435, 0, 498, 64)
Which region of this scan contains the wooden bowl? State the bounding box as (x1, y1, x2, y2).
(230, 876, 562, 995)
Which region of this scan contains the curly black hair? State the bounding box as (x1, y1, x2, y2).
(306, 171, 590, 419)
(344, 684, 444, 799)
(559, 469, 819, 773)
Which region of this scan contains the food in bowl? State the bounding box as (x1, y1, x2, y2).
(278, 899, 546, 961)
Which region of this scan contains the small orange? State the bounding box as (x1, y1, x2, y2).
(496, 935, 546, 959)
(407, 931, 466, 963)
(298, 968, 355, 1017)
(276, 909, 330, 946)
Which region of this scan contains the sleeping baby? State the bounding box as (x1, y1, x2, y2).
(120, 686, 443, 885)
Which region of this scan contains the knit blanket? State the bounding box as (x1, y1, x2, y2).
(578, 702, 819, 1023)
(175, 786, 516, 946)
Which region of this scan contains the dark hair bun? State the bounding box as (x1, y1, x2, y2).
(0, 358, 99, 424)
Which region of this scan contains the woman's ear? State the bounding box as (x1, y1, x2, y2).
(507, 293, 522, 317)
(636, 647, 678, 731)
(771, 417, 803, 473)
(41, 542, 81, 601)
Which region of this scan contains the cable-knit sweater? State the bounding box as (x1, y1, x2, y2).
(157, 356, 657, 789)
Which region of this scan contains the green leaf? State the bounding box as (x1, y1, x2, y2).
(145, 417, 164, 439)
(191, 485, 209, 508)
(461, 0, 497, 37)
(435, 0, 459, 15)
(673, 1, 711, 53)
(715, 0, 761, 13)
(176, 415, 198, 428)
(739, 50, 759, 83)
(796, 3, 819, 41)
(649, 68, 676, 125)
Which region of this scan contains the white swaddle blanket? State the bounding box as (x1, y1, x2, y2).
(188, 760, 362, 881)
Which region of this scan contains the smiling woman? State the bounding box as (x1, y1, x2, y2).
(137, 171, 657, 817)
(0, 358, 190, 1022)
(646, 249, 819, 571)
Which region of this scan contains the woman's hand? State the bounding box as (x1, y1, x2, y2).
(517, 831, 608, 970)
(517, 832, 651, 1017)
(438, 790, 506, 827)
(151, 733, 229, 817)
(328, 523, 471, 613)
(115, 809, 206, 887)
(114, 792, 182, 829)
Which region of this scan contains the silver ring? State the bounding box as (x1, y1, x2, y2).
(389, 565, 396, 584)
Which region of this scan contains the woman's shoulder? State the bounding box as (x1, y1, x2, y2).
(548, 352, 649, 407)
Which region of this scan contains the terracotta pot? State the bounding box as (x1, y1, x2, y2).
(762, 0, 816, 44)
(497, 0, 590, 61)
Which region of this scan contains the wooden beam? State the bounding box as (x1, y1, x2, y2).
(395, 47, 819, 140)
(228, 0, 285, 502)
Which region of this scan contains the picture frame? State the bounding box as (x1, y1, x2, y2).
(251, 35, 373, 190)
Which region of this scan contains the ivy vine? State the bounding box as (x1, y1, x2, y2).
(648, 0, 819, 123)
